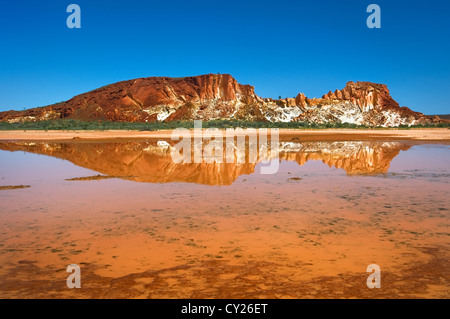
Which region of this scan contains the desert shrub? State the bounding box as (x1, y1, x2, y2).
(0, 119, 448, 131)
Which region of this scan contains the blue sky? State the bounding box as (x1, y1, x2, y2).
(0, 0, 449, 114)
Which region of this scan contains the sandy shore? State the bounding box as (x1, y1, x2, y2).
(0, 128, 449, 141)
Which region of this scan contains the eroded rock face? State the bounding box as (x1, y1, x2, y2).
(322, 81, 394, 112)
(0, 74, 260, 123)
(311, 81, 426, 126)
(0, 74, 444, 127)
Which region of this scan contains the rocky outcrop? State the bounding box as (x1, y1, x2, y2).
(322, 81, 396, 112)
(0, 74, 444, 127)
(307, 81, 428, 126)
(0, 74, 260, 123)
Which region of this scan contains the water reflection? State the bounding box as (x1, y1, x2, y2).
(0, 140, 410, 185)
(0, 139, 448, 298)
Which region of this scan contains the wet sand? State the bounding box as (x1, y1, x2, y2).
(0, 138, 449, 299)
(0, 128, 449, 141)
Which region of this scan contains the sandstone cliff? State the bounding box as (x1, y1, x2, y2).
(0, 74, 443, 127)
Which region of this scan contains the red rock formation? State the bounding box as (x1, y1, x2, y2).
(321, 81, 407, 113)
(0, 74, 259, 123)
(295, 93, 308, 109)
(0, 74, 445, 126)
(293, 81, 441, 126)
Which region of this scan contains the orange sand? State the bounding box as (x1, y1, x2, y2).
(0, 128, 449, 141)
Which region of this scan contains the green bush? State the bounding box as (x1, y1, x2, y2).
(0, 119, 448, 131)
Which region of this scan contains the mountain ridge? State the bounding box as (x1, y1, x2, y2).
(0, 74, 445, 127)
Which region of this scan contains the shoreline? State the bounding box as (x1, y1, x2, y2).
(0, 128, 449, 141)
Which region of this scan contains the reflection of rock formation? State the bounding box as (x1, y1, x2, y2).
(280, 141, 410, 175)
(0, 140, 410, 185)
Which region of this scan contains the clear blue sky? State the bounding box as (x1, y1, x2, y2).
(0, 0, 449, 114)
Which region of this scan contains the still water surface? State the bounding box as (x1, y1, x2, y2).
(0, 138, 449, 298)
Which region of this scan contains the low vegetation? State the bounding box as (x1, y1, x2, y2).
(0, 119, 448, 131)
